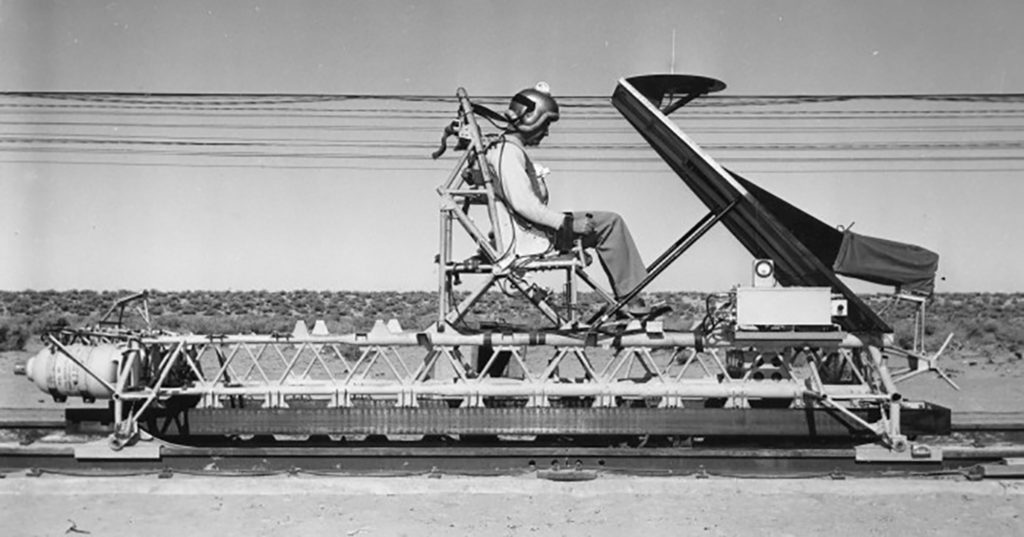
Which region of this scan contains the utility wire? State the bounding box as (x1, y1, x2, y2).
(2, 157, 1022, 175)
(2, 92, 1021, 174)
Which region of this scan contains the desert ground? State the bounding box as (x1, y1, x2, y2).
(0, 474, 1022, 537)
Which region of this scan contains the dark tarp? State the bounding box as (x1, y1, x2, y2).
(735, 173, 940, 295)
(832, 231, 940, 295)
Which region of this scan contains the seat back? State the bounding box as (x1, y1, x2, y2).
(436, 87, 605, 329)
(477, 143, 554, 259)
(493, 198, 553, 259)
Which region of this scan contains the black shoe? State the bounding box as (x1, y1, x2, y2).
(622, 301, 671, 321)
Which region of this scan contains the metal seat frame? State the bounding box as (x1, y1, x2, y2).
(435, 89, 619, 330)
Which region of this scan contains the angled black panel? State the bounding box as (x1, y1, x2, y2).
(612, 74, 890, 333)
(731, 171, 844, 266)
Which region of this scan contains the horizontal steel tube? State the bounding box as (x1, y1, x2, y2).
(170, 380, 813, 399)
(139, 331, 872, 349)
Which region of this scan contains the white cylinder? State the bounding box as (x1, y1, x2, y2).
(25, 344, 120, 400)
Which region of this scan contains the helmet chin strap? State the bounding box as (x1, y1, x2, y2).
(504, 124, 545, 146)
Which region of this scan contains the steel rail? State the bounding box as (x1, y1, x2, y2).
(133, 330, 880, 349)
(0, 440, 1021, 477)
(2, 409, 1022, 478)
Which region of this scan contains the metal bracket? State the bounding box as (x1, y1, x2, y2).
(891, 333, 960, 391)
(977, 458, 1024, 479)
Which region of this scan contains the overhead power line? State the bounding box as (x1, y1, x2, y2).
(1, 91, 1022, 174)
(3, 90, 1024, 101)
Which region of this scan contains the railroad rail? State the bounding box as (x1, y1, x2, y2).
(3, 409, 1024, 479)
(2, 439, 1024, 479)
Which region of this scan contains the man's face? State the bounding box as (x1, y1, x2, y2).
(524, 123, 550, 146)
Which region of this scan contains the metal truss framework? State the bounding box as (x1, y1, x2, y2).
(44, 323, 932, 453)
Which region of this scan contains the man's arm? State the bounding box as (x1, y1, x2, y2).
(497, 143, 565, 230)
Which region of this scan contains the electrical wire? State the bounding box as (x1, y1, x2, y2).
(1, 91, 1022, 174)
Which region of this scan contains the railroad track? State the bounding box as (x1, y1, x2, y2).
(2, 442, 1023, 477)
(3, 408, 1024, 479)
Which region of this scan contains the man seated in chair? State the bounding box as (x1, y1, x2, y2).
(485, 82, 650, 312)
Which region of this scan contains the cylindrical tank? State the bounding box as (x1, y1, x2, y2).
(24, 344, 120, 400)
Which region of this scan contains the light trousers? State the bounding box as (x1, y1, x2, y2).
(574, 211, 648, 299)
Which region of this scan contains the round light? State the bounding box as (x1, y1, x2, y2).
(754, 260, 774, 278)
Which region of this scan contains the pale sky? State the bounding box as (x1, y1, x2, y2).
(2, 1, 1023, 293)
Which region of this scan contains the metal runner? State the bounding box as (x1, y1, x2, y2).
(2, 441, 1022, 477)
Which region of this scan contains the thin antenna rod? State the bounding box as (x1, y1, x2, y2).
(671, 29, 676, 74)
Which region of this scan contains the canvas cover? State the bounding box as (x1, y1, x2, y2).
(833, 231, 939, 295)
(736, 173, 940, 295)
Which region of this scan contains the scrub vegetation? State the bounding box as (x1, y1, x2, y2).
(0, 290, 1022, 361)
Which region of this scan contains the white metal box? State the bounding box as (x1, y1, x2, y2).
(735, 287, 833, 327)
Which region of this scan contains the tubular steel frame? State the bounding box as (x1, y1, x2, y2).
(435, 88, 615, 330)
(434, 87, 749, 332)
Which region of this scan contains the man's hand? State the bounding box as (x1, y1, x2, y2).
(572, 214, 596, 235)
